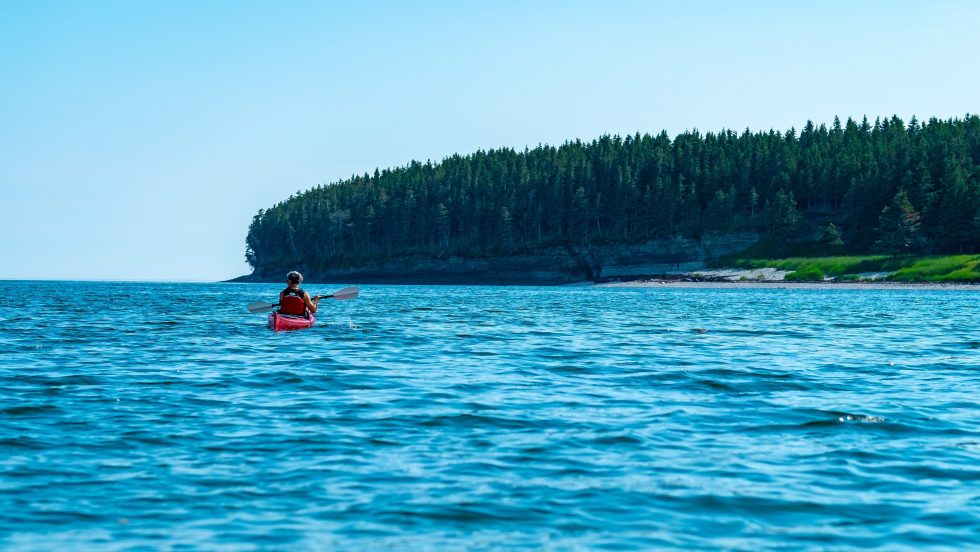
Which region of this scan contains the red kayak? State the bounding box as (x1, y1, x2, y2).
(267, 312, 316, 331)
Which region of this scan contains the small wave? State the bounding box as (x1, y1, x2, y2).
(836, 414, 886, 424)
(381, 412, 547, 431)
(1, 404, 63, 416)
(693, 378, 739, 392)
(741, 412, 902, 433)
(589, 433, 644, 446)
(0, 436, 44, 449)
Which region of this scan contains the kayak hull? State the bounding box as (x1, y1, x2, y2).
(267, 312, 316, 331)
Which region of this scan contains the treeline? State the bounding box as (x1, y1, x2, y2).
(246, 115, 980, 274)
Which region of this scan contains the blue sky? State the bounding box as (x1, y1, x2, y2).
(1, 0, 978, 281)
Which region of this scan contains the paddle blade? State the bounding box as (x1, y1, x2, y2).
(247, 301, 278, 313)
(329, 286, 360, 301)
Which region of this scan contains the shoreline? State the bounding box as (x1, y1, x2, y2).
(595, 279, 980, 291)
(232, 253, 979, 287)
(226, 272, 980, 290)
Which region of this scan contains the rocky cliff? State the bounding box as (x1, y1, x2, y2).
(231, 233, 759, 284)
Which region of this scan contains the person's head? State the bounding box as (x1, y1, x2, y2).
(286, 271, 303, 286)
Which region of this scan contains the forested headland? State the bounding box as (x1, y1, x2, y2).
(243, 115, 980, 282)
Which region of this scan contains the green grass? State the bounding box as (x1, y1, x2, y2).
(727, 255, 895, 276)
(783, 267, 825, 281)
(890, 255, 980, 282)
(721, 254, 980, 283)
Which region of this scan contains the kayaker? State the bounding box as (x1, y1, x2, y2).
(278, 271, 321, 316)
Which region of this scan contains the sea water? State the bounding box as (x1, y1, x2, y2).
(1, 281, 978, 549)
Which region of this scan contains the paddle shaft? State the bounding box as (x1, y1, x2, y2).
(266, 293, 334, 307)
(247, 286, 359, 313)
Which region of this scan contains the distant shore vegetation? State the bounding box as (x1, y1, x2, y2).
(245, 115, 980, 277)
(718, 254, 980, 282)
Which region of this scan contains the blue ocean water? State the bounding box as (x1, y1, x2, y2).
(1, 281, 978, 550)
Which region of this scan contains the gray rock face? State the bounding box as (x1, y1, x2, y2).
(582, 233, 759, 281)
(241, 233, 759, 284)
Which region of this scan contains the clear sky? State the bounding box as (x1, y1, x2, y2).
(1, 0, 978, 281)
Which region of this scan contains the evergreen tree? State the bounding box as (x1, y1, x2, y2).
(572, 186, 589, 244)
(705, 189, 734, 232)
(763, 189, 801, 240)
(436, 202, 450, 248)
(874, 191, 922, 254)
(819, 223, 844, 250)
(499, 207, 514, 252)
(937, 158, 979, 252)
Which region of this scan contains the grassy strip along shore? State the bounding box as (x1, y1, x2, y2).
(715, 254, 980, 283)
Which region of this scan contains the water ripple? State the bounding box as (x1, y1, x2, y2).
(1, 282, 978, 549)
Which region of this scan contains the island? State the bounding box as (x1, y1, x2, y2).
(233, 115, 980, 285)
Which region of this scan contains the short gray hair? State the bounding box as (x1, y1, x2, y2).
(286, 271, 303, 284)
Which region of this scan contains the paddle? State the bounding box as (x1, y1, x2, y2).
(247, 286, 360, 313)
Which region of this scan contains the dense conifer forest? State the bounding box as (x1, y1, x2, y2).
(245, 115, 980, 275)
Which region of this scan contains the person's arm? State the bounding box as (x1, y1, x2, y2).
(304, 292, 320, 314)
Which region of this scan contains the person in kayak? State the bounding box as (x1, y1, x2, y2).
(278, 271, 321, 317)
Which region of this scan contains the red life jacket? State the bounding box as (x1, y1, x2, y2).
(279, 294, 307, 316)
